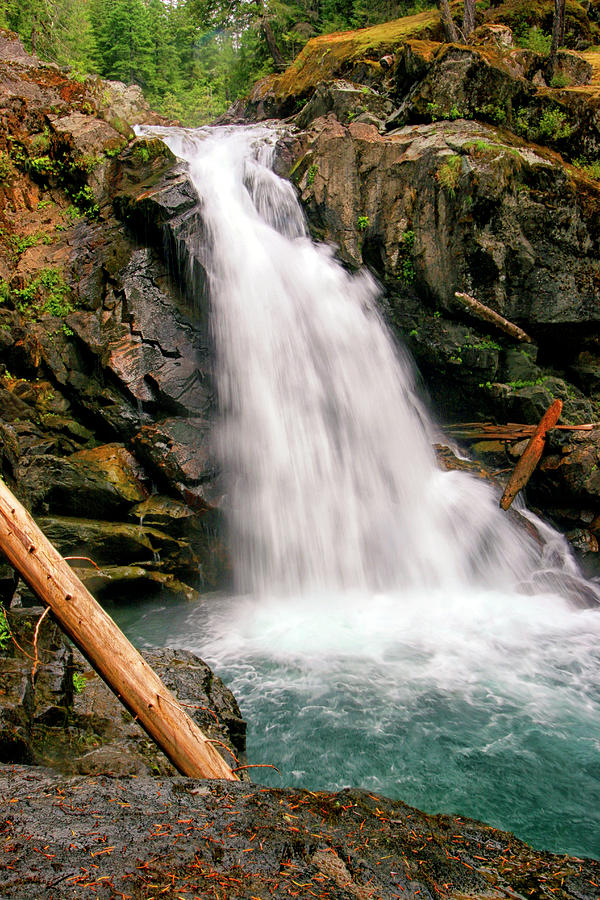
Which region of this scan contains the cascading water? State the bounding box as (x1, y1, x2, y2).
(128, 124, 600, 859)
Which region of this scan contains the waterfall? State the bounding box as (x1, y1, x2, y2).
(139, 123, 560, 597)
(131, 124, 600, 859)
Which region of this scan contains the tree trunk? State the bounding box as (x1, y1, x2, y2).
(253, 0, 286, 70)
(0, 477, 238, 781)
(437, 0, 460, 42)
(462, 0, 476, 40)
(499, 399, 563, 511)
(551, 0, 566, 58)
(454, 291, 533, 344)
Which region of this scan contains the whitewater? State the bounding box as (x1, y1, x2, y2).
(128, 123, 600, 859)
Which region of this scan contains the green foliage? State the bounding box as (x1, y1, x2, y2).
(426, 100, 440, 121)
(515, 105, 573, 143)
(68, 185, 99, 218)
(10, 232, 40, 256)
(0, 153, 15, 182)
(401, 230, 415, 249)
(474, 102, 507, 125)
(436, 155, 462, 197)
(8, 268, 74, 319)
(516, 26, 552, 56)
(307, 164, 318, 186)
(401, 258, 415, 283)
(0, 607, 9, 651)
(550, 73, 571, 88)
(537, 108, 573, 140)
(574, 158, 600, 180)
(72, 672, 86, 693)
(27, 155, 57, 179)
(399, 230, 415, 284)
(357, 215, 370, 231)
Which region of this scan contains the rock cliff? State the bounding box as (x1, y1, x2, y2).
(0, 30, 230, 607)
(238, 4, 600, 564)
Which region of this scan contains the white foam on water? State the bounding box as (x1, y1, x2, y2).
(133, 123, 600, 857)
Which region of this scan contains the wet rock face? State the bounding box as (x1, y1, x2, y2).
(0, 608, 245, 776)
(0, 31, 231, 597)
(1, 764, 598, 899)
(289, 116, 600, 333)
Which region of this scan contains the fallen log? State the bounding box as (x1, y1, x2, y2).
(0, 477, 238, 781)
(454, 291, 533, 344)
(499, 399, 563, 510)
(445, 421, 597, 442)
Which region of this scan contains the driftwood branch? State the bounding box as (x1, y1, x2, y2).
(499, 399, 563, 510)
(0, 477, 238, 781)
(454, 292, 533, 344)
(445, 421, 597, 442)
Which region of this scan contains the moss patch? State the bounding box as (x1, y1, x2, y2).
(268, 9, 441, 101)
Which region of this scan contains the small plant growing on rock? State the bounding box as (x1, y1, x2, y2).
(72, 672, 86, 693)
(574, 158, 600, 180)
(516, 26, 552, 56)
(68, 185, 99, 218)
(550, 73, 572, 88)
(357, 215, 370, 231)
(537, 108, 573, 140)
(0, 608, 10, 651)
(307, 164, 318, 186)
(9, 268, 74, 320)
(0, 153, 14, 182)
(436, 155, 462, 197)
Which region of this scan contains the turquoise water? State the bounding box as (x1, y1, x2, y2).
(112, 586, 600, 861)
(125, 123, 600, 863)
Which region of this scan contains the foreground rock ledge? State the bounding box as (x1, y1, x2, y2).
(1, 765, 598, 899)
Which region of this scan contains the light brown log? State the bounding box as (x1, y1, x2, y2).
(499, 399, 563, 510)
(454, 292, 533, 344)
(445, 421, 596, 442)
(0, 477, 238, 781)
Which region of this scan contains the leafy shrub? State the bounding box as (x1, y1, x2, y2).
(537, 108, 573, 140)
(9, 268, 74, 319)
(0, 153, 14, 182)
(516, 27, 552, 56)
(574, 158, 600, 180)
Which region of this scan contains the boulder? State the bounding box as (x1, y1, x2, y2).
(1, 763, 598, 899)
(0, 608, 245, 776)
(36, 515, 193, 570)
(295, 79, 393, 130)
(21, 443, 148, 517)
(289, 117, 600, 335)
(133, 417, 218, 493)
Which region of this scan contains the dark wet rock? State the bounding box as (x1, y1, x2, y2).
(0, 608, 245, 776)
(295, 79, 393, 130)
(70, 564, 201, 603)
(289, 116, 600, 333)
(133, 417, 218, 492)
(0, 763, 598, 899)
(21, 443, 148, 517)
(37, 515, 194, 572)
